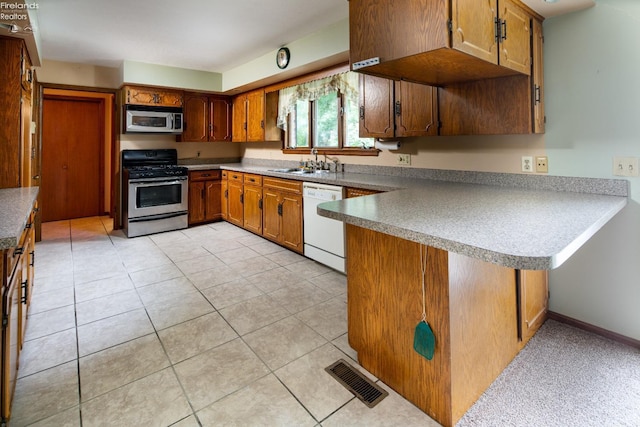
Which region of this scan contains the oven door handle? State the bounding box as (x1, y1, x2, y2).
(128, 211, 188, 223)
(130, 178, 186, 186)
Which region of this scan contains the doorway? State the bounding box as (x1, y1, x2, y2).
(40, 90, 113, 222)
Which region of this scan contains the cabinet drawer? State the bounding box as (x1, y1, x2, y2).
(189, 170, 221, 181)
(263, 177, 302, 194)
(243, 174, 262, 186)
(228, 172, 244, 183)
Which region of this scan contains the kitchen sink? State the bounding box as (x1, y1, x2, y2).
(268, 168, 330, 175)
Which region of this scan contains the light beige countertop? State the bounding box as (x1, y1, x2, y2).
(181, 161, 628, 270)
(0, 187, 39, 250)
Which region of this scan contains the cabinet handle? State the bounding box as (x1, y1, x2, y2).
(261, 120, 264, 129)
(249, 178, 255, 182)
(201, 188, 205, 199)
(29, 250, 35, 267)
(501, 20, 507, 41)
(395, 101, 401, 116)
(201, 173, 211, 177)
(258, 199, 263, 210)
(225, 189, 228, 198)
(534, 85, 541, 104)
(494, 17, 501, 43)
(14, 247, 24, 256)
(240, 193, 244, 204)
(21, 279, 28, 304)
(359, 106, 365, 120)
(277, 203, 283, 216)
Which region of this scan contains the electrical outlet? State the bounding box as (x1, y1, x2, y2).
(613, 156, 639, 177)
(397, 153, 411, 165)
(521, 156, 533, 173)
(535, 156, 548, 173)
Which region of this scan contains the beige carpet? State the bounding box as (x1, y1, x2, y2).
(457, 320, 640, 427)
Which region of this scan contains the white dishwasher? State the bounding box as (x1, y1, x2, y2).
(303, 182, 345, 273)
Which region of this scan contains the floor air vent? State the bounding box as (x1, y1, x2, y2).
(325, 359, 388, 408)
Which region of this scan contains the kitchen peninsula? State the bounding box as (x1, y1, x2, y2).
(315, 173, 627, 426)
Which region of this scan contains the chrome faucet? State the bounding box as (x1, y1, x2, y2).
(310, 147, 318, 163)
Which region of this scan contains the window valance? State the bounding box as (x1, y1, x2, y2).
(277, 71, 359, 130)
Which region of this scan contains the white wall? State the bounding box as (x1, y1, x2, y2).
(544, 0, 640, 340)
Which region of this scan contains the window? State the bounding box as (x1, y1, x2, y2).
(278, 72, 375, 153)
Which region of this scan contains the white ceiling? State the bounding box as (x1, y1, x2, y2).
(13, 0, 595, 73)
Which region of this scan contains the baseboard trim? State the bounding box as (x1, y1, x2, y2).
(548, 311, 640, 349)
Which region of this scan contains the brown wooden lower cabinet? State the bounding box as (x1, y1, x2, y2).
(2, 205, 36, 422)
(220, 171, 229, 220)
(188, 170, 222, 225)
(262, 177, 303, 253)
(227, 172, 244, 227)
(243, 174, 263, 234)
(346, 224, 547, 427)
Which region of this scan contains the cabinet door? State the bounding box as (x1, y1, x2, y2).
(532, 19, 545, 134)
(227, 180, 244, 227)
(2, 273, 21, 419)
(262, 189, 281, 242)
(451, 0, 498, 65)
(243, 185, 263, 234)
(499, 0, 531, 75)
(518, 270, 548, 345)
(205, 180, 222, 221)
(221, 176, 228, 220)
(210, 97, 232, 141)
(188, 181, 206, 225)
(395, 81, 439, 137)
(280, 192, 303, 253)
(359, 74, 394, 138)
(232, 95, 247, 142)
(156, 89, 183, 107)
(182, 94, 209, 142)
(246, 90, 266, 142)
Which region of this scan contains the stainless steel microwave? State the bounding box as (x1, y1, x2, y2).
(124, 105, 183, 134)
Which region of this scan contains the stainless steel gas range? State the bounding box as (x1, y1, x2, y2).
(122, 149, 189, 238)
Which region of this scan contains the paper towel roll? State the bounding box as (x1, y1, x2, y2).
(375, 139, 401, 150)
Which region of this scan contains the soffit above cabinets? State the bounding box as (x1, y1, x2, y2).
(520, 0, 596, 18)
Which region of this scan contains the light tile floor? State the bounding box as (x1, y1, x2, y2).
(12, 217, 441, 427)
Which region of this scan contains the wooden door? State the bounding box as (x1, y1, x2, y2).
(227, 180, 244, 227)
(221, 177, 228, 220)
(243, 185, 263, 234)
(280, 192, 303, 253)
(42, 97, 103, 222)
(518, 270, 548, 345)
(262, 188, 281, 242)
(232, 95, 246, 142)
(182, 93, 209, 142)
(359, 74, 394, 138)
(451, 0, 498, 65)
(210, 97, 232, 141)
(499, 0, 531, 75)
(246, 90, 265, 142)
(532, 19, 545, 134)
(395, 81, 439, 137)
(205, 180, 222, 221)
(188, 181, 206, 224)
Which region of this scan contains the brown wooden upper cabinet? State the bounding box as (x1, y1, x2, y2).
(124, 85, 183, 107)
(180, 93, 232, 142)
(349, 0, 535, 86)
(232, 89, 281, 142)
(532, 19, 545, 134)
(359, 74, 438, 138)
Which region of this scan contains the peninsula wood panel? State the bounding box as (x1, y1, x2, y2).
(346, 224, 524, 426)
(518, 269, 548, 346)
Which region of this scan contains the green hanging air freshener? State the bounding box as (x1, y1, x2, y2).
(414, 244, 435, 360)
(414, 320, 435, 360)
